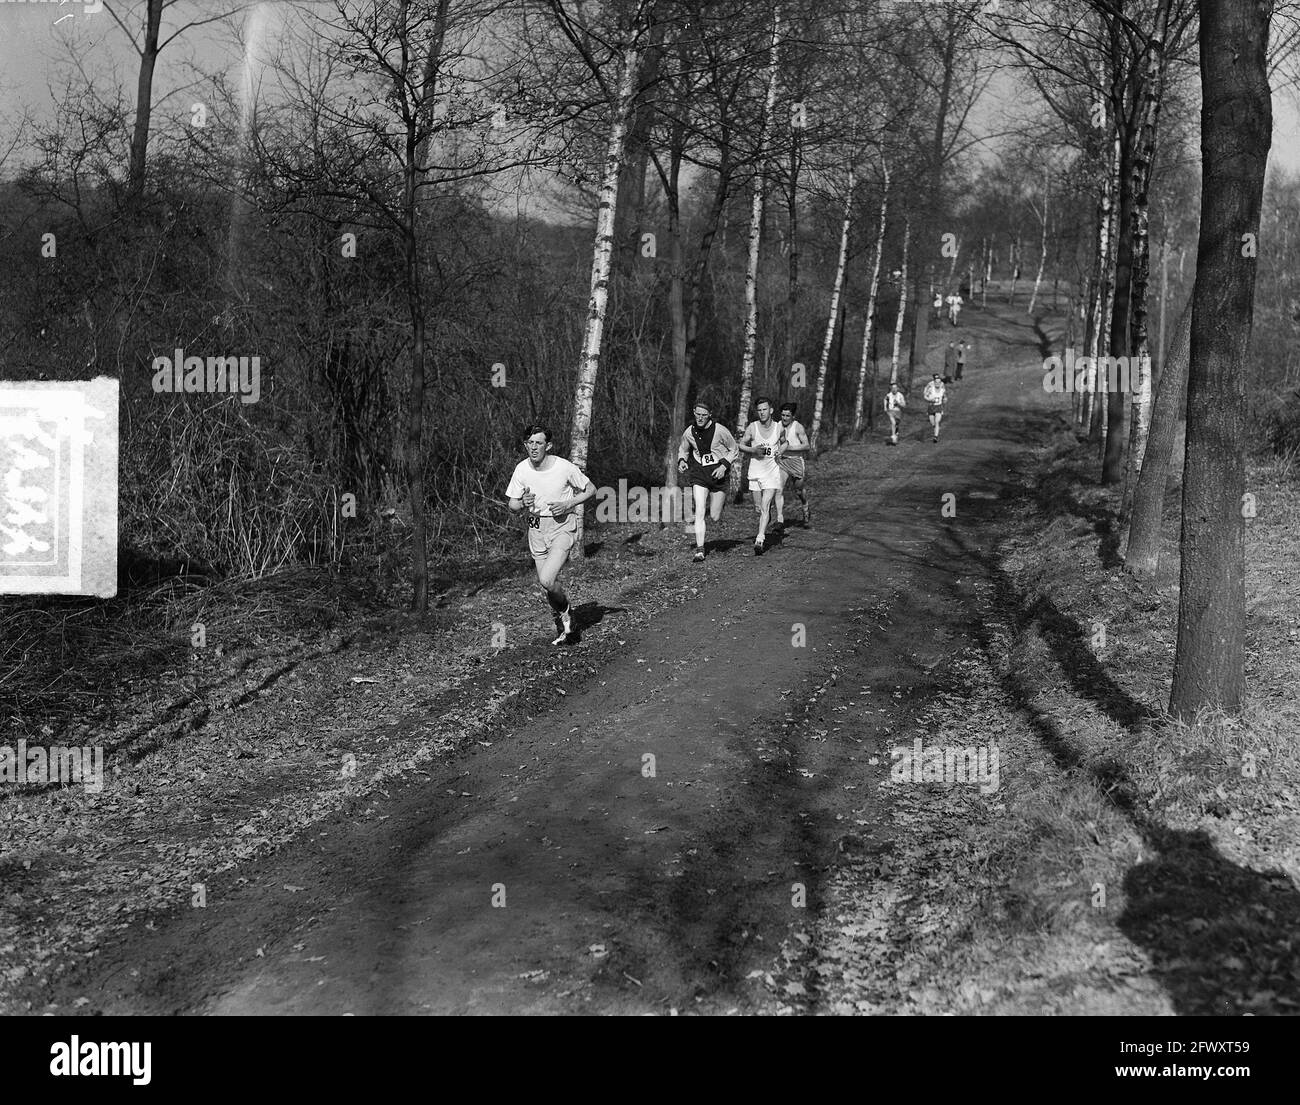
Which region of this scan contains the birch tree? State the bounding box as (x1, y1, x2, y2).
(809, 168, 854, 452)
(561, 15, 646, 557)
(890, 218, 910, 387)
(1026, 169, 1049, 314)
(1118, 0, 1174, 527)
(732, 4, 781, 493)
(853, 160, 888, 434)
(1123, 291, 1192, 576)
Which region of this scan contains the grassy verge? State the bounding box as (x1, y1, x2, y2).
(804, 428, 1300, 1015)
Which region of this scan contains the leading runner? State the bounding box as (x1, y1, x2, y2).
(506, 425, 596, 644)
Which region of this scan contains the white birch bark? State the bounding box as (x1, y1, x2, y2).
(889, 217, 910, 387)
(732, 6, 781, 492)
(567, 34, 641, 556)
(1027, 172, 1049, 314)
(810, 168, 854, 452)
(1083, 139, 1115, 429)
(853, 162, 888, 434)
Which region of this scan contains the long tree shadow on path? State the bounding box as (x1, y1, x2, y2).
(950, 528, 1300, 1015)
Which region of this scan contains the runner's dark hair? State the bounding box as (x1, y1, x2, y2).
(779, 401, 797, 416)
(523, 424, 552, 442)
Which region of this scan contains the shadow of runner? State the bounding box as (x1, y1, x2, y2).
(568, 603, 626, 644)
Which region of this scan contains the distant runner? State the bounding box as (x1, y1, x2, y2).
(956, 341, 967, 380)
(946, 293, 963, 327)
(738, 396, 785, 556)
(923, 373, 947, 443)
(506, 425, 596, 644)
(932, 291, 943, 321)
(884, 382, 906, 445)
(677, 400, 739, 562)
(774, 401, 811, 530)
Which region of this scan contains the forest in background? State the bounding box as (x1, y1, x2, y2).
(0, 0, 1296, 717)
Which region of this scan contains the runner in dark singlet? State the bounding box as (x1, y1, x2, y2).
(677, 400, 739, 562)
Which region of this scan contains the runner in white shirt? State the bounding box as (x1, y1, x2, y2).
(946, 293, 963, 327)
(505, 425, 597, 644)
(773, 401, 811, 530)
(883, 382, 906, 445)
(738, 396, 785, 556)
(922, 373, 947, 443)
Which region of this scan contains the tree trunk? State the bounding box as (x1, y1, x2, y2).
(982, 236, 990, 309)
(1092, 139, 1121, 445)
(810, 169, 854, 452)
(1027, 173, 1049, 314)
(1082, 156, 1111, 430)
(1156, 221, 1169, 392)
(666, 156, 731, 490)
(1123, 292, 1192, 577)
(890, 219, 910, 387)
(853, 165, 888, 434)
(661, 135, 687, 491)
(126, 0, 165, 205)
(401, 0, 451, 613)
(614, 31, 663, 271)
(907, 13, 957, 386)
(1119, 7, 1170, 526)
(784, 120, 801, 392)
(1170, 0, 1272, 719)
(732, 6, 781, 493)
(1103, 131, 1133, 484)
(829, 293, 848, 443)
(568, 35, 641, 556)
(684, 151, 731, 385)
(402, 216, 429, 613)
(1006, 233, 1019, 305)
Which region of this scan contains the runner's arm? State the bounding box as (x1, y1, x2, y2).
(550, 471, 597, 515)
(678, 428, 695, 461)
(737, 423, 758, 455)
(714, 426, 740, 466)
(786, 423, 810, 454)
(505, 471, 531, 513)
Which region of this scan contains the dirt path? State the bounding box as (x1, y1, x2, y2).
(52, 306, 1064, 1015)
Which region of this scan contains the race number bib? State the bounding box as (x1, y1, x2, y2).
(527, 513, 541, 530)
(698, 452, 716, 466)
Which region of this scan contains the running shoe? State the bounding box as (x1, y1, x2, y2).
(693, 549, 706, 563)
(551, 606, 573, 646)
(772, 519, 785, 534)
(754, 538, 765, 557)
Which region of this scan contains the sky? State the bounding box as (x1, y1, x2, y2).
(2, 1, 1299, 199)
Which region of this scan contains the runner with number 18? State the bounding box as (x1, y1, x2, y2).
(506, 425, 596, 644)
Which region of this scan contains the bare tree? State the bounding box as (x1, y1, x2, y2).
(104, 0, 246, 206)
